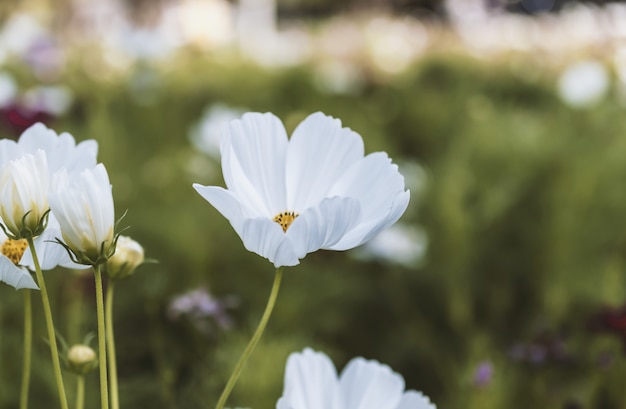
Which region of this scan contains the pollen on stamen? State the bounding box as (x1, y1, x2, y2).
(1, 239, 28, 265)
(273, 211, 299, 232)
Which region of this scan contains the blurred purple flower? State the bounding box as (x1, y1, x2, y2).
(472, 360, 493, 388)
(22, 37, 66, 81)
(507, 332, 572, 366)
(167, 288, 239, 335)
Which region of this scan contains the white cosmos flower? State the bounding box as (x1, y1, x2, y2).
(49, 164, 115, 265)
(277, 348, 435, 409)
(193, 112, 410, 267)
(0, 149, 49, 237)
(0, 213, 81, 290)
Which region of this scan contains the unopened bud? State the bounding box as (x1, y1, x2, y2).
(104, 235, 144, 280)
(67, 344, 98, 375)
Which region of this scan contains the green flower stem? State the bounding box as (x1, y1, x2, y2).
(20, 289, 32, 409)
(93, 265, 109, 409)
(27, 237, 69, 409)
(76, 376, 85, 409)
(214, 267, 284, 409)
(105, 280, 120, 409)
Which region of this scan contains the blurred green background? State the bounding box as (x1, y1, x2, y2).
(1, 1, 626, 409)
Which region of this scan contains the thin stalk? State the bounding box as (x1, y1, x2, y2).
(19, 289, 32, 409)
(93, 265, 109, 409)
(214, 267, 284, 409)
(75, 376, 85, 409)
(105, 281, 119, 409)
(28, 237, 69, 409)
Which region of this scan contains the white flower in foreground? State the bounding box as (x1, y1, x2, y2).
(0, 149, 49, 238)
(49, 164, 115, 265)
(277, 348, 435, 409)
(193, 112, 410, 267)
(0, 214, 80, 290)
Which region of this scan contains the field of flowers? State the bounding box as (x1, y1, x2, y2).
(0, 3, 625, 409)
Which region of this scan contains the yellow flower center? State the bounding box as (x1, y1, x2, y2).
(1, 238, 28, 265)
(273, 211, 299, 232)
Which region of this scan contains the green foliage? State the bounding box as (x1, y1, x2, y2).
(1, 52, 625, 409)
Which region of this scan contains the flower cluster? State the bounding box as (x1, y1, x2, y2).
(0, 123, 118, 291)
(0, 123, 115, 289)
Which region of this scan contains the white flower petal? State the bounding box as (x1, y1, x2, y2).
(0, 256, 38, 290)
(18, 123, 98, 174)
(331, 190, 410, 251)
(285, 112, 364, 210)
(240, 218, 299, 267)
(222, 113, 288, 217)
(339, 357, 405, 409)
(17, 123, 58, 154)
(328, 152, 410, 250)
(0, 138, 20, 169)
(279, 348, 342, 409)
(21, 226, 81, 270)
(394, 391, 436, 409)
(192, 184, 246, 232)
(286, 196, 361, 259)
(276, 397, 291, 409)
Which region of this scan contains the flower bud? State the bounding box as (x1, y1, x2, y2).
(104, 235, 144, 280)
(67, 344, 98, 375)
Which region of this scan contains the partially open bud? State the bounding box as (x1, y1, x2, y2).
(103, 235, 144, 280)
(67, 344, 98, 375)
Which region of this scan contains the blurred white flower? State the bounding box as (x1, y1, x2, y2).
(193, 112, 410, 267)
(49, 164, 115, 265)
(313, 61, 364, 95)
(365, 17, 428, 74)
(354, 224, 427, 267)
(557, 60, 609, 108)
(0, 72, 17, 107)
(0, 150, 49, 238)
(277, 348, 435, 409)
(0, 13, 46, 57)
(23, 86, 73, 116)
(189, 104, 246, 159)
